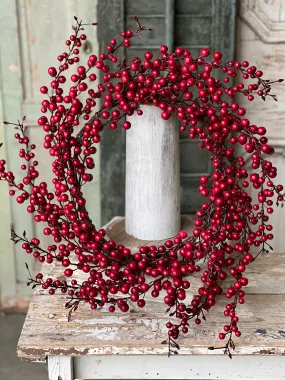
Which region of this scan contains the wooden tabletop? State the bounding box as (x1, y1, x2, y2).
(17, 218, 285, 362)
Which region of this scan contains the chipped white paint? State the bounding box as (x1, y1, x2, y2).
(136, 318, 161, 332)
(126, 105, 180, 240)
(8, 64, 19, 72)
(72, 315, 128, 325)
(85, 326, 119, 341)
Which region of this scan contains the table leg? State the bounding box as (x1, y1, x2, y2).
(48, 356, 74, 380)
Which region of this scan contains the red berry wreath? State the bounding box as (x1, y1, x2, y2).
(1, 17, 284, 357)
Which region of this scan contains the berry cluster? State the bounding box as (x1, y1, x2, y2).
(1, 17, 284, 356)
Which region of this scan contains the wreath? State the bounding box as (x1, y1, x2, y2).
(1, 17, 284, 357)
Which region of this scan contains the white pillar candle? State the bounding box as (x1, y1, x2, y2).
(125, 105, 180, 240)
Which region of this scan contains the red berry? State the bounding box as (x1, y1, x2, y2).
(200, 48, 210, 57)
(64, 269, 73, 277)
(160, 45, 168, 53)
(48, 67, 57, 77)
(40, 86, 48, 94)
(214, 51, 222, 60)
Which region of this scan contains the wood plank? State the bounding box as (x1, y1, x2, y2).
(213, 0, 237, 81)
(17, 293, 285, 360)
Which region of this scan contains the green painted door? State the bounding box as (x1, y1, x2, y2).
(97, 0, 237, 223)
(0, 0, 99, 309)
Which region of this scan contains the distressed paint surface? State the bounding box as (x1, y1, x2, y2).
(17, 293, 285, 360)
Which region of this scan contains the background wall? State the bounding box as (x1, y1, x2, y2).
(237, 0, 285, 253)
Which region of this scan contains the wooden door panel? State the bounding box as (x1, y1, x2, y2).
(126, 0, 165, 15)
(126, 17, 165, 46)
(175, 18, 212, 46)
(98, 0, 237, 223)
(175, 0, 213, 15)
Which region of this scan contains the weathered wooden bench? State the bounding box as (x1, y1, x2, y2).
(17, 216, 285, 380)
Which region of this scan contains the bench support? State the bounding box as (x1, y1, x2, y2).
(48, 356, 74, 380)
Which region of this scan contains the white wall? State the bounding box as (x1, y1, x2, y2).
(237, 0, 285, 252)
